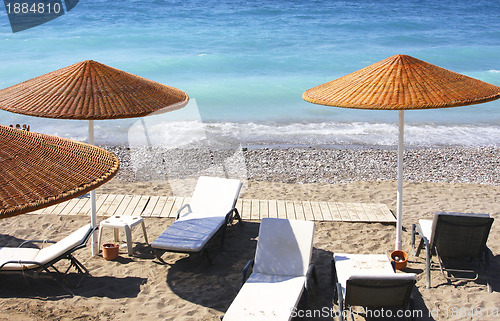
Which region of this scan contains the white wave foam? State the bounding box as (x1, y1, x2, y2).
(126, 120, 500, 148)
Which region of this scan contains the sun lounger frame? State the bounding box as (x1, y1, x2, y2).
(411, 211, 493, 291)
(0, 226, 95, 296)
(332, 253, 416, 321)
(153, 206, 242, 264)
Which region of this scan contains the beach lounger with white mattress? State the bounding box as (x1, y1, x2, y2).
(332, 253, 416, 321)
(151, 176, 242, 264)
(0, 224, 94, 296)
(411, 211, 494, 291)
(223, 218, 317, 321)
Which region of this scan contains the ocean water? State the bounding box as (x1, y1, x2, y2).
(1, 0, 500, 148)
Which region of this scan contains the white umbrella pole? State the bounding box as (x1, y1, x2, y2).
(89, 120, 98, 256)
(395, 110, 404, 251)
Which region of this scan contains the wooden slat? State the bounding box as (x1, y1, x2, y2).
(319, 202, 333, 221)
(361, 203, 379, 222)
(150, 196, 168, 217)
(170, 196, 187, 218)
(259, 200, 269, 219)
(120, 195, 141, 216)
(26, 192, 396, 224)
(113, 195, 134, 217)
(301, 201, 315, 221)
(335, 202, 352, 221)
(345, 203, 360, 221)
(48, 199, 72, 215)
(293, 201, 305, 220)
(327, 202, 342, 221)
(309, 201, 323, 221)
(376, 203, 396, 222)
(102, 194, 125, 217)
(241, 199, 252, 220)
(160, 196, 176, 218)
(276, 200, 287, 219)
(141, 195, 159, 217)
(70, 197, 90, 216)
(268, 199, 278, 218)
(352, 203, 370, 222)
(40, 203, 59, 215)
(251, 199, 260, 220)
(97, 194, 117, 217)
(95, 194, 110, 214)
(285, 201, 296, 220)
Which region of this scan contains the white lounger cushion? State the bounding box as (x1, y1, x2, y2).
(421, 212, 490, 247)
(223, 273, 306, 321)
(254, 218, 314, 277)
(151, 216, 226, 252)
(152, 176, 242, 252)
(224, 218, 315, 321)
(187, 176, 242, 218)
(0, 248, 40, 270)
(0, 224, 92, 271)
(333, 253, 394, 296)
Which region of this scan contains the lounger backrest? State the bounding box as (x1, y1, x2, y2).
(189, 176, 242, 217)
(430, 212, 493, 258)
(34, 225, 93, 264)
(254, 218, 314, 277)
(345, 274, 416, 309)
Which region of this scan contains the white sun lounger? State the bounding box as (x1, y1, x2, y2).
(151, 176, 242, 263)
(0, 224, 94, 295)
(223, 218, 317, 321)
(332, 253, 416, 321)
(411, 211, 494, 291)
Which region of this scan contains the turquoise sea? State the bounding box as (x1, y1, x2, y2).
(1, 0, 499, 147)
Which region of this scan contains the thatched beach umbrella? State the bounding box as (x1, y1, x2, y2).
(303, 54, 500, 250)
(0, 125, 119, 219)
(0, 60, 189, 254)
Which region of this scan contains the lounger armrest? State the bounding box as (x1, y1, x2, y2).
(241, 259, 254, 287)
(176, 204, 192, 220)
(18, 240, 57, 248)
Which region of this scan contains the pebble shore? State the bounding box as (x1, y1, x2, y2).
(103, 146, 500, 185)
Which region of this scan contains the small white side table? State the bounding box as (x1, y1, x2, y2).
(98, 215, 149, 256)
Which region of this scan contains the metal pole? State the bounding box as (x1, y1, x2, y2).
(89, 120, 98, 256)
(395, 110, 404, 250)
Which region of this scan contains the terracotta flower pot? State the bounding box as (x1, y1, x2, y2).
(390, 250, 408, 270)
(102, 243, 119, 261)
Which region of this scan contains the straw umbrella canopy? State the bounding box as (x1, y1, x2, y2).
(0, 124, 119, 219)
(0, 60, 189, 254)
(303, 54, 500, 250)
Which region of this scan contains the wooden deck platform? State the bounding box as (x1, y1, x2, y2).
(30, 194, 396, 223)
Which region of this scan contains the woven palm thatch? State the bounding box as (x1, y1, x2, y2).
(303, 54, 500, 110)
(0, 60, 189, 119)
(0, 125, 119, 219)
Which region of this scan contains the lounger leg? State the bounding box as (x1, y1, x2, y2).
(336, 283, 345, 321)
(42, 266, 75, 296)
(141, 221, 149, 245)
(98, 227, 103, 253)
(485, 248, 492, 293)
(411, 224, 416, 248)
(426, 244, 431, 289)
(154, 249, 168, 265)
(233, 208, 243, 225)
(124, 225, 133, 256)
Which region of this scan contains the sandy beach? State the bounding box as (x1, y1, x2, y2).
(1, 146, 499, 320)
